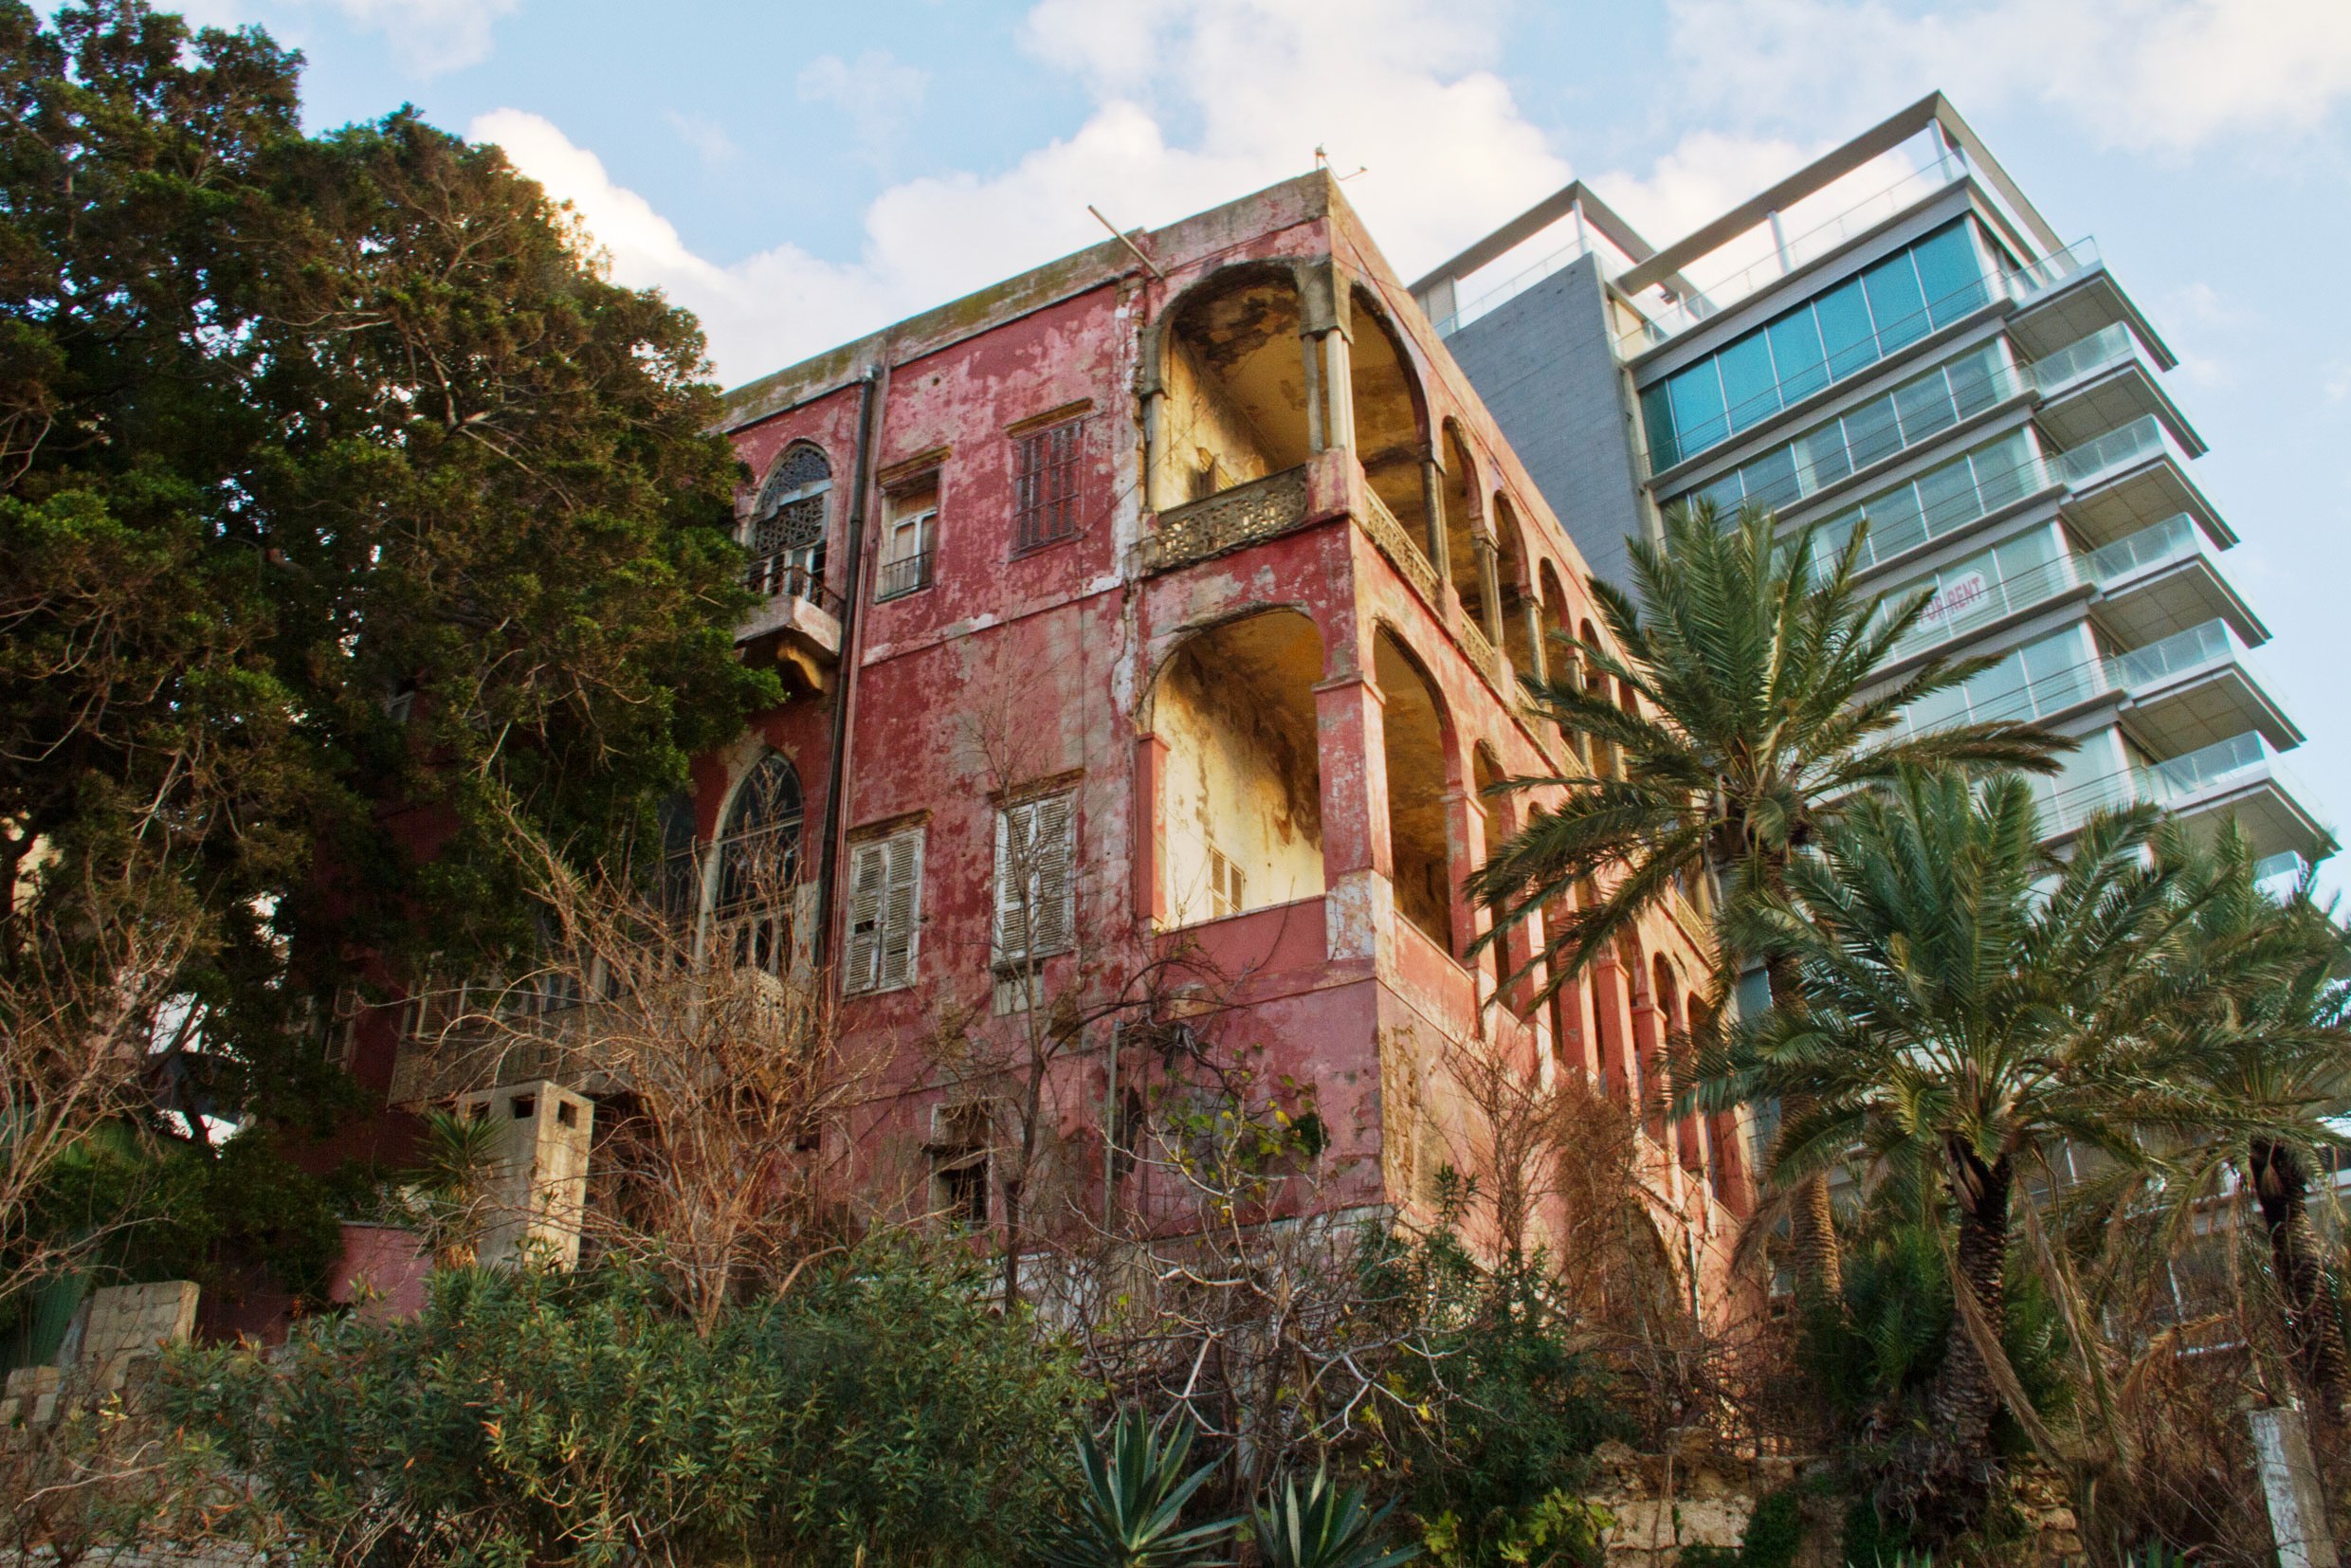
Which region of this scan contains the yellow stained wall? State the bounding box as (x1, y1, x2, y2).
(1153, 647, 1324, 927)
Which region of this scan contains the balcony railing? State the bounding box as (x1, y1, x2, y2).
(2141, 731, 2269, 803)
(2105, 617, 2233, 691)
(1144, 465, 1312, 572)
(1358, 482, 1442, 604)
(1886, 549, 2081, 661)
(2004, 237, 2102, 303)
(875, 549, 934, 601)
(2084, 512, 2198, 584)
(2030, 322, 2134, 395)
(744, 553, 835, 610)
(2056, 414, 2171, 489)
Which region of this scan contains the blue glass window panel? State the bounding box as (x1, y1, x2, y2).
(1906, 678, 1972, 732)
(1794, 424, 1852, 492)
(1864, 484, 1925, 560)
(1640, 382, 1679, 469)
(1716, 333, 1780, 434)
(1815, 280, 1877, 379)
(1668, 365, 1730, 461)
(1916, 451, 1982, 533)
(1969, 431, 2036, 511)
(1893, 373, 1959, 443)
(1740, 447, 1802, 513)
(1914, 222, 1990, 326)
(1842, 396, 1904, 470)
(1694, 473, 1745, 518)
(1812, 510, 1860, 572)
(2020, 628, 2096, 712)
(1862, 254, 1930, 355)
(1946, 347, 2001, 417)
(1766, 313, 1830, 403)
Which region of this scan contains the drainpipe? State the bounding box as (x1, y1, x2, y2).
(812, 361, 886, 967)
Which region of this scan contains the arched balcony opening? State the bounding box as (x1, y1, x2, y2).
(1374, 628, 1454, 949)
(1654, 956, 1703, 1170)
(1540, 562, 1582, 762)
(1148, 611, 1326, 927)
(1581, 619, 1619, 779)
(1471, 744, 1505, 990)
(1441, 425, 1488, 635)
(1157, 267, 1312, 507)
(747, 444, 832, 603)
(1349, 292, 1431, 547)
(1493, 498, 1538, 683)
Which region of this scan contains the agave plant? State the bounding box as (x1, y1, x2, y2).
(1251, 1466, 1418, 1568)
(1040, 1409, 1237, 1567)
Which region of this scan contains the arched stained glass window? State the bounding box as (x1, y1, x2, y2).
(748, 444, 830, 597)
(715, 753, 805, 975)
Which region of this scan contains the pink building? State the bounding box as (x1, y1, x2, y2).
(369, 171, 1755, 1319)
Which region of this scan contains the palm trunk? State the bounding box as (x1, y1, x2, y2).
(1763, 951, 1842, 1305)
(1880, 1145, 2009, 1537)
(2249, 1138, 2351, 1424)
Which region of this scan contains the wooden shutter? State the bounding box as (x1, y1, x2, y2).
(1030, 792, 1073, 957)
(993, 803, 1032, 964)
(845, 841, 884, 992)
(877, 830, 922, 990)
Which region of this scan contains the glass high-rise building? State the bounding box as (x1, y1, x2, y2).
(1412, 93, 2331, 874)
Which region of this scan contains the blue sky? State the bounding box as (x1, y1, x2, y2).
(152, 0, 2351, 887)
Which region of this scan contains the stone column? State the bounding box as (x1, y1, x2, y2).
(1420, 455, 1451, 591)
(1442, 782, 1492, 1011)
(1315, 673, 1391, 963)
(1519, 600, 1549, 684)
(1475, 537, 1506, 662)
(1139, 388, 1168, 513)
(1320, 330, 1355, 453)
(1133, 733, 1171, 933)
(1301, 332, 1325, 454)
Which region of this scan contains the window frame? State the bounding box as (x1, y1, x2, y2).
(844, 825, 925, 994)
(993, 790, 1076, 971)
(1011, 417, 1085, 556)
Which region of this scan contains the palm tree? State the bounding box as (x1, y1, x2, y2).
(2148, 823, 2351, 1424)
(1472, 502, 2069, 1298)
(1696, 771, 2199, 1533)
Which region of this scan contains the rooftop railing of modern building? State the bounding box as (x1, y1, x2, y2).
(2056, 414, 2175, 491)
(2105, 616, 2235, 693)
(2084, 512, 2199, 585)
(2029, 322, 2136, 396)
(1614, 148, 1970, 350)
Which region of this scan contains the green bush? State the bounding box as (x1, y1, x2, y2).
(1681, 1488, 1805, 1568)
(164, 1238, 1084, 1566)
(1365, 1232, 1624, 1567)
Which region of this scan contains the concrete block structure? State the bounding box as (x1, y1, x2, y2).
(1413, 93, 2332, 876)
(455, 1079, 596, 1268)
(73, 1280, 198, 1394)
(360, 170, 1772, 1320)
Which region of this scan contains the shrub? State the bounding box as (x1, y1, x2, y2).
(165, 1237, 1084, 1566)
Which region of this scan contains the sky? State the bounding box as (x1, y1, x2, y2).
(144, 0, 2351, 890)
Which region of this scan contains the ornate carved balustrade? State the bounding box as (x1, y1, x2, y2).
(1140, 465, 1312, 571)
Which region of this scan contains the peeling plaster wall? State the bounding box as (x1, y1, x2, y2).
(1152, 633, 1324, 928)
(1160, 332, 1280, 502)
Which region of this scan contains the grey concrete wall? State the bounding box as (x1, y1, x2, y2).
(1445, 253, 1648, 593)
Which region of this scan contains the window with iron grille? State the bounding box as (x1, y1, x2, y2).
(1011, 419, 1084, 554)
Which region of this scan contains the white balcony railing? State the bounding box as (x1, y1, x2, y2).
(2030, 322, 2134, 395)
(2105, 617, 2233, 692)
(2084, 512, 2199, 584)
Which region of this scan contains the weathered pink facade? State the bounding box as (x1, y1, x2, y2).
(693, 173, 1756, 1317)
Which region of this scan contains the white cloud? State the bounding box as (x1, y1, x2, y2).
(471, 0, 1576, 385)
(167, 0, 517, 75)
(796, 51, 930, 170)
(666, 111, 740, 168)
(1665, 0, 2351, 155)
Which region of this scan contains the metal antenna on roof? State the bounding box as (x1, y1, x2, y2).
(1087, 204, 1164, 280)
